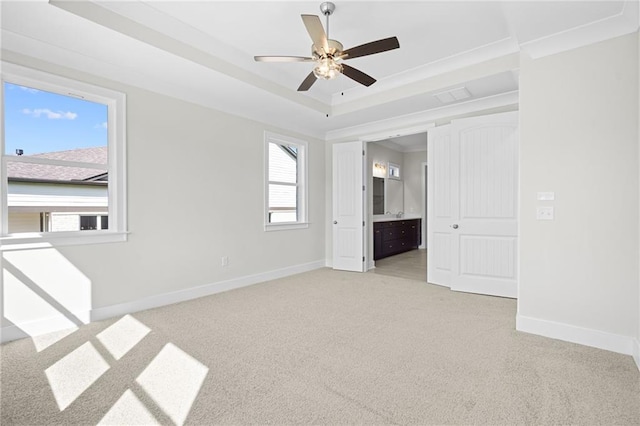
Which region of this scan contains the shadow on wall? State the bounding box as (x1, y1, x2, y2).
(2, 249, 91, 350)
(1, 250, 208, 425)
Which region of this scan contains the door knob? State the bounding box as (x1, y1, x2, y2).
(333, 221, 338, 224)
(452, 224, 459, 229)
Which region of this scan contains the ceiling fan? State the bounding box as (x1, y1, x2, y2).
(254, 2, 400, 91)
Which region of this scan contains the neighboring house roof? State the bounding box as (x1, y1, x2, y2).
(7, 146, 108, 183)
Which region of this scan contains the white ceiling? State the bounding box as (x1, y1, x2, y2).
(374, 133, 428, 153)
(1, 1, 638, 140)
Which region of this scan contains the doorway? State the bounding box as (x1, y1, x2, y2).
(366, 133, 428, 281)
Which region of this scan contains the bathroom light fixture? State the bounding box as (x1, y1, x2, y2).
(373, 162, 387, 178)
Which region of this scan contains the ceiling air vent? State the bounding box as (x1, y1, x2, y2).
(434, 86, 471, 104)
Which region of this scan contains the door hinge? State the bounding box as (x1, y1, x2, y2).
(362, 256, 365, 262)
(363, 221, 365, 226)
(362, 150, 365, 156)
(362, 185, 365, 191)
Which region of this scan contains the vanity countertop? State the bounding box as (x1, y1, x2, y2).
(372, 214, 422, 223)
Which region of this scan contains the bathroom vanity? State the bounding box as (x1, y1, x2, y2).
(373, 218, 421, 260)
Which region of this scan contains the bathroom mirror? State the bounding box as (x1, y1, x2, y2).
(372, 177, 404, 215)
(386, 179, 404, 214)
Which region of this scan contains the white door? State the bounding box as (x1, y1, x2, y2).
(427, 112, 519, 298)
(427, 124, 454, 287)
(450, 112, 518, 297)
(332, 141, 364, 272)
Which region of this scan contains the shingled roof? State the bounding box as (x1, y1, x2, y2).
(7, 146, 108, 183)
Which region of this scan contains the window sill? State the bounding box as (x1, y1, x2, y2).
(264, 222, 309, 232)
(0, 231, 129, 251)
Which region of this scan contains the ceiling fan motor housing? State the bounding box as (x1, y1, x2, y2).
(312, 39, 344, 58)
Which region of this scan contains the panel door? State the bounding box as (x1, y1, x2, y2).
(427, 125, 454, 287)
(450, 111, 519, 298)
(332, 141, 364, 272)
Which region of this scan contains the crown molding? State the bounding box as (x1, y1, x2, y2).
(520, 0, 639, 59)
(49, 0, 329, 114)
(331, 37, 519, 106)
(326, 91, 518, 143)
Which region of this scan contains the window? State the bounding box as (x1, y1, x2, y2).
(388, 162, 401, 180)
(264, 132, 307, 231)
(1, 62, 127, 250)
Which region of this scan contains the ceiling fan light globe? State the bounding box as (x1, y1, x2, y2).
(313, 58, 342, 80)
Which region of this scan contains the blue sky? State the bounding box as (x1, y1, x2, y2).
(3, 82, 108, 156)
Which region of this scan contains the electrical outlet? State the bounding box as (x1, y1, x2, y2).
(221, 256, 229, 267)
(536, 206, 554, 220)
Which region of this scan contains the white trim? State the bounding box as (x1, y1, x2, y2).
(420, 161, 428, 249)
(0, 231, 128, 251)
(516, 314, 635, 356)
(0, 313, 88, 344)
(326, 91, 518, 142)
(0, 62, 127, 247)
(1, 259, 326, 343)
(520, 1, 638, 59)
(264, 222, 309, 231)
(331, 41, 519, 106)
(264, 131, 308, 231)
(90, 259, 325, 322)
(633, 338, 640, 372)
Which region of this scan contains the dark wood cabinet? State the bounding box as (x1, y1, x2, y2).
(373, 218, 421, 260)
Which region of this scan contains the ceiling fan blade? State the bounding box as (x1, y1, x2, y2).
(254, 56, 314, 62)
(301, 14, 329, 53)
(297, 72, 318, 91)
(341, 64, 376, 87)
(342, 37, 400, 60)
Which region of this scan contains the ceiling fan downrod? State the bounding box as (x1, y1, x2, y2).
(320, 2, 335, 39)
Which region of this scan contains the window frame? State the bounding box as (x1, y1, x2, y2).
(0, 62, 127, 250)
(264, 131, 308, 231)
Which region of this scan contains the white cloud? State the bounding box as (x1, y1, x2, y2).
(22, 108, 77, 120)
(95, 121, 108, 130)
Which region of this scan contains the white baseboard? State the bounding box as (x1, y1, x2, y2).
(516, 314, 634, 356)
(633, 338, 640, 372)
(1, 313, 87, 344)
(367, 260, 375, 270)
(325, 259, 332, 268)
(1, 259, 325, 344)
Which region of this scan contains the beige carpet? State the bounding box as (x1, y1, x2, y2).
(1, 268, 639, 425)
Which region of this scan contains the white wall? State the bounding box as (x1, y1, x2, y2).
(403, 149, 427, 216)
(518, 33, 639, 354)
(1, 54, 326, 335)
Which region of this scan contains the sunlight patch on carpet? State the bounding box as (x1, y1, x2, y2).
(31, 326, 78, 352)
(98, 389, 160, 425)
(97, 315, 151, 360)
(136, 343, 208, 426)
(45, 342, 110, 410)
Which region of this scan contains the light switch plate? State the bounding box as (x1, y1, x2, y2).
(537, 192, 555, 201)
(536, 206, 554, 220)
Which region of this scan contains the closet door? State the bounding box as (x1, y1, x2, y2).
(450, 112, 519, 298)
(332, 141, 364, 272)
(427, 124, 454, 287)
(427, 112, 518, 298)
